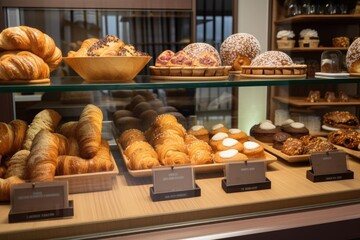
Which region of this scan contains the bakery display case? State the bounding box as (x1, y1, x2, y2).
(2, 1, 360, 240)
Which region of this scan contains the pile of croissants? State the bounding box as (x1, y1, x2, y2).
(0, 104, 114, 201)
(0, 26, 62, 81)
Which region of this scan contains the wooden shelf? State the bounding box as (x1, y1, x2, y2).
(277, 47, 348, 52)
(275, 14, 360, 25)
(273, 96, 360, 107)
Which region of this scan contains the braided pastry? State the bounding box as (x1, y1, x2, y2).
(0, 26, 62, 70)
(124, 140, 160, 170)
(0, 51, 50, 81)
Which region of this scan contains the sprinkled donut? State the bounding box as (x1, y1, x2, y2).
(220, 33, 261, 70)
(346, 38, 360, 73)
(250, 51, 293, 66)
(183, 42, 221, 64)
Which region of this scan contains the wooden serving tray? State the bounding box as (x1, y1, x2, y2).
(116, 139, 277, 177)
(240, 65, 307, 79)
(54, 153, 119, 194)
(149, 66, 232, 80)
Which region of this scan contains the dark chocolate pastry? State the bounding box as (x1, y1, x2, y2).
(282, 122, 309, 139)
(250, 121, 281, 143)
(272, 132, 291, 150)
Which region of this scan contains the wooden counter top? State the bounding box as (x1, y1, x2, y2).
(1, 146, 360, 240)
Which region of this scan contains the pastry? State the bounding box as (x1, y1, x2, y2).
(124, 140, 160, 170)
(282, 122, 309, 139)
(215, 137, 244, 152)
(188, 125, 210, 143)
(5, 149, 30, 179)
(86, 35, 125, 56)
(306, 90, 321, 103)
(332, 37, 350, 48)
(323, 111, 360, 129)
(338, 91, 349, 102)
(298, 29, 319, 48)
(132, 101, 153, 117)
(272, 132, 291, 150)
(118, 129, 146, 150)
(242, 141, 266, 159)
(192, 51, 220, 67)
(214, 149, 248, 163)
(250, 121, 281, 143)
(9, 119, 28, 155)
(155, 142, 190, 166)
(114, 116, 141, 134)
(186, 139, 213, 165)
(328, 129, 360, 150)
(346, 37, 360, 73)
(27, 130, 59, 182)
(0, 176, 25, 201)
(166, 50, 192, 67)
(209, 132, 229, 151)
(227, 128, 248, 143)
(139, 109, 158, 130)
(0, 51, 50, 81)
(125, 94, 146, 111)
(183, 42, 221, 64)
(76, 104, 103, 159)
(157, 106, 178, 115)
(280, 119, 295, 129)
(119, 44, 148, 56)
(57, 139, 114, 174)
(281, 138, 305, 156)
(0, 122, 14, 156)
(57, 121, 78, 138)
(220, 33, 261, 70)
(67, 38, 98, 57)
(210, 123, 228, 136)
(113, 109, 134, 120)
(303, 138, 336, 154)
(152, 132, 185, 148)
(22, 109, 62, 150)
(250, 51, 293, 67)
(324, 91, 337, 102)
(152, 114, 178, 128)
(0, 26, 62, 70)
(276, 30, 295, 49)
(155, 50, 175, 66)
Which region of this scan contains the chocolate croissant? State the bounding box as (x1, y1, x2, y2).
(0, 26, 62, 70)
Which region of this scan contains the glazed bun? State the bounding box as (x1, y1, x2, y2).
(220, 33, 261, 70)
(346, 38, 360, 73)
(250, 51, 293, 66)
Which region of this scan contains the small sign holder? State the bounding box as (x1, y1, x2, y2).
(150, 165, 201, 201)
(221, 161, 271, 193)
(306, 151, 354, 182)
(8, 181, 74, 223)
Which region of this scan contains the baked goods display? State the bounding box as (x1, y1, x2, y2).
(346, 37, 360, 74)
(281, 135, 336, 156)
(322, 111, 360, 129)
(150, 42, 231, 79)
(220, 33, 261, 71)
(0, 26, 62, 83)
(241, 51, 307, 78)
(298, 29, 319, 48)
(276, 30, 295, 49)
(0, 104, 115, 201)
(306, 90, 350, 103)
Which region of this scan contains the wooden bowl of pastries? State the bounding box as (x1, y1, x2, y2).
(63, 56, 151, 82)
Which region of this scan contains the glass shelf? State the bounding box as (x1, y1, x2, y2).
(0, 75, 359, 93)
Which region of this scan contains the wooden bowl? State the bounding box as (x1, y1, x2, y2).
(63, 56, 152, 82)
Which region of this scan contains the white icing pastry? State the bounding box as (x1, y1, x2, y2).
(243, 141, 260, 150)
(277, 30, 295, 39)
(191, 125, 205, 131)
(229, 128, 242, 134)
(219, 149, 238, 158)
(211, 132, 228, 141)
(281, 119, 294, 126)
(260, 121, 276, 130)
(260, 119, 273, 124)
(212, 123, 225, 130)
(290, 122, 305, 129)
(222, 138, 238, 147)
(300, 29, 318, 38)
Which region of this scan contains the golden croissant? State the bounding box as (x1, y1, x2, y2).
(0, 26, 62, 70)
(0, 51, 50, 81)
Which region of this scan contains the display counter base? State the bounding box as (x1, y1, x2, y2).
(221, 178, 271, 193)
(8, 200, 74, 223)
(306, 170, 354, 182)
(150, 184, 201, 201)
